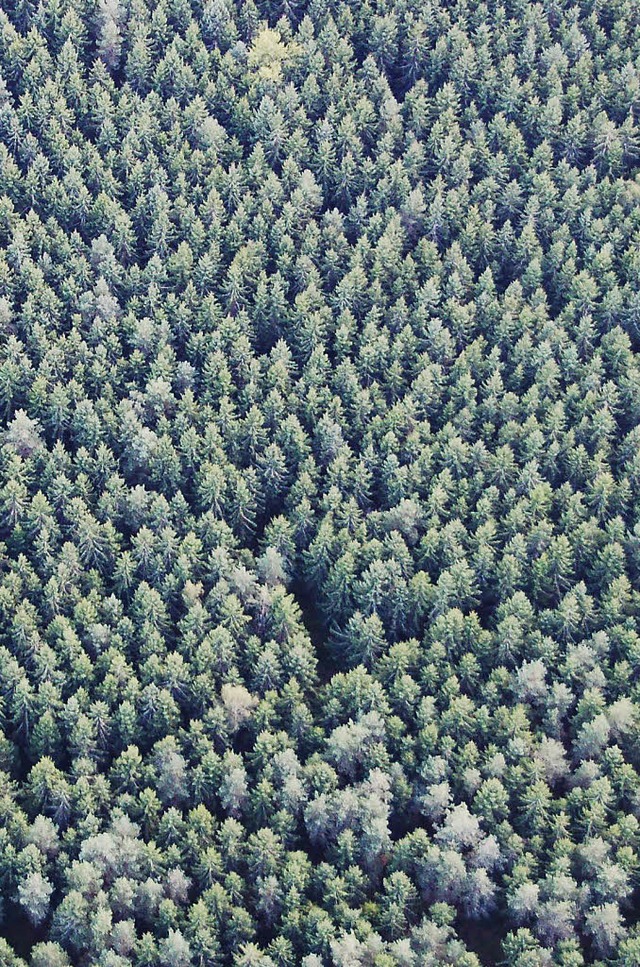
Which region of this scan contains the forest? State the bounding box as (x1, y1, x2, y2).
(0, 0, 640, 964)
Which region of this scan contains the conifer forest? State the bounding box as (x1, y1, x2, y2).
(1, 0, 640, 964)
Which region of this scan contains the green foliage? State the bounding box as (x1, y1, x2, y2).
(0, 0, 638, 964)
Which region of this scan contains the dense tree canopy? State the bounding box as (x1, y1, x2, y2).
(0, 0, 640, 964)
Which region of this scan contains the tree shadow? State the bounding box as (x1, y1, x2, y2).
(456, 915, 506, 966)
(3, 902, 44, 960)
(291, 578, 337, 684)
